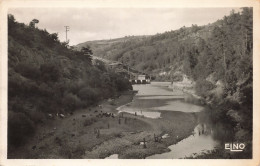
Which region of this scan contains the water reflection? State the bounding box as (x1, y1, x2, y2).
(211, 122, 235, 144)
(147, 123, 219, 159)
(198, 110, 235, 144)
(151, 100, 204, 112)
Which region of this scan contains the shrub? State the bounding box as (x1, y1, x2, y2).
(83, 117, 97, 126)
(40, 63, 61, 82)
(36, 98, 61, 113)
(14, 62, 40, 80)
(27, 110, 46, 124)
(195, 79, 216, 97)
(8, 74, 23, 98)
(8, 111, 35, 147)
(72, 144, 86, 158)
(37, 82, 53, 97)
(112, 132, 122, 138)
(59, 143, 72, 158)
(21, 80, 40, 97)
(78, 87, 101, 104)
(62, 93, 83, 111)
(115, 77, 132, 91)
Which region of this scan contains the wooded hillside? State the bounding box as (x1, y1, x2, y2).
(8, 15, 132, 148)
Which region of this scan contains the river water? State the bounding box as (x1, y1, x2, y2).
(117, 82, 204, 118)
(117, 82, 228, 159)
(147, 124, 219, 159)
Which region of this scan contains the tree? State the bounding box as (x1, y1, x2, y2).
(8, 14, 15, 23)
(241, 7, 253, 55)
(191, 24, 200, 33)
(61, 40, 70, 48)
(29, 19, 39, 28)
(211, 26, 229, 85)
(8, 14, 16, 35)
(80, 46, 93, 63)
(49, 33, 59, 42)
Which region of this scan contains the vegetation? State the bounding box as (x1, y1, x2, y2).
(77, 8, 253, 158)
(8, 14, 132, 148)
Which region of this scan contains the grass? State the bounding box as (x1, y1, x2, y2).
(8, 92, 198, 159)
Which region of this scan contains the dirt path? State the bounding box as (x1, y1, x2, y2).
(9, 91, 198, 159)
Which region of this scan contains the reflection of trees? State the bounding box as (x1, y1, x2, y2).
(211, 123, 234, 144)
(197, 110, 235, 144)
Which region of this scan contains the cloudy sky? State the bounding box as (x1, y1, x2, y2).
(9, 8, 240, 45)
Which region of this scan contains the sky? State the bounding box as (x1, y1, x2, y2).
(9, 8, 240, 45)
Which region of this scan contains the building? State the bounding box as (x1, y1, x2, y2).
(131, 74, 151, 84)
(137, 75, 146, 80)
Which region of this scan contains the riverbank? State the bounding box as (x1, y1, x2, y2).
(84, 111, 197, 159)
(8, 89, 197, 159)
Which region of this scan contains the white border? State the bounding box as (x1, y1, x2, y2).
(1, 0, 260, 166)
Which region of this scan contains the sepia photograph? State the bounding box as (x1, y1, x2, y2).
(0, 0, 260, 165)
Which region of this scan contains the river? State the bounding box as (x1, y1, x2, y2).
(118, 82, 204, 118)
(117, 82, 232, 159)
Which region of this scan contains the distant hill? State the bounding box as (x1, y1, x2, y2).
(75, 21, 222, 81)
(91, 54, 147, 79)
(76, 35, 149, 52)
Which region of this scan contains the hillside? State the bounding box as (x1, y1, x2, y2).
(8, 14, 132, 150)
(91, 55, 149, 78)
(76, 22, 219, 79)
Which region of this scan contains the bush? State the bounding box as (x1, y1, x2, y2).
(59, 143, 72, 158)
(72, 144, 86, 158)
(27, 110, 46, 124)
(36, 98, 61, 113)
(14, 62, 40, 80)
(195, 79, 216, 97)
(8, 74, 23, 98)
(115, 77, 132, 91)
(62, 93, 83, 111)
(37, 82, 53, 97)
(40, 63, 61, 82)
(83, 117, 97, 126)
(78, 87, 101, 104)
(8, 111, 35, 147)
(21, 80, 41, 97)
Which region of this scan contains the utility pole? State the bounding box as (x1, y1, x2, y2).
(64, 26, 70, 42)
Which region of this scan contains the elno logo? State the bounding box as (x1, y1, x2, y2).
(225, 143, 245, 152)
